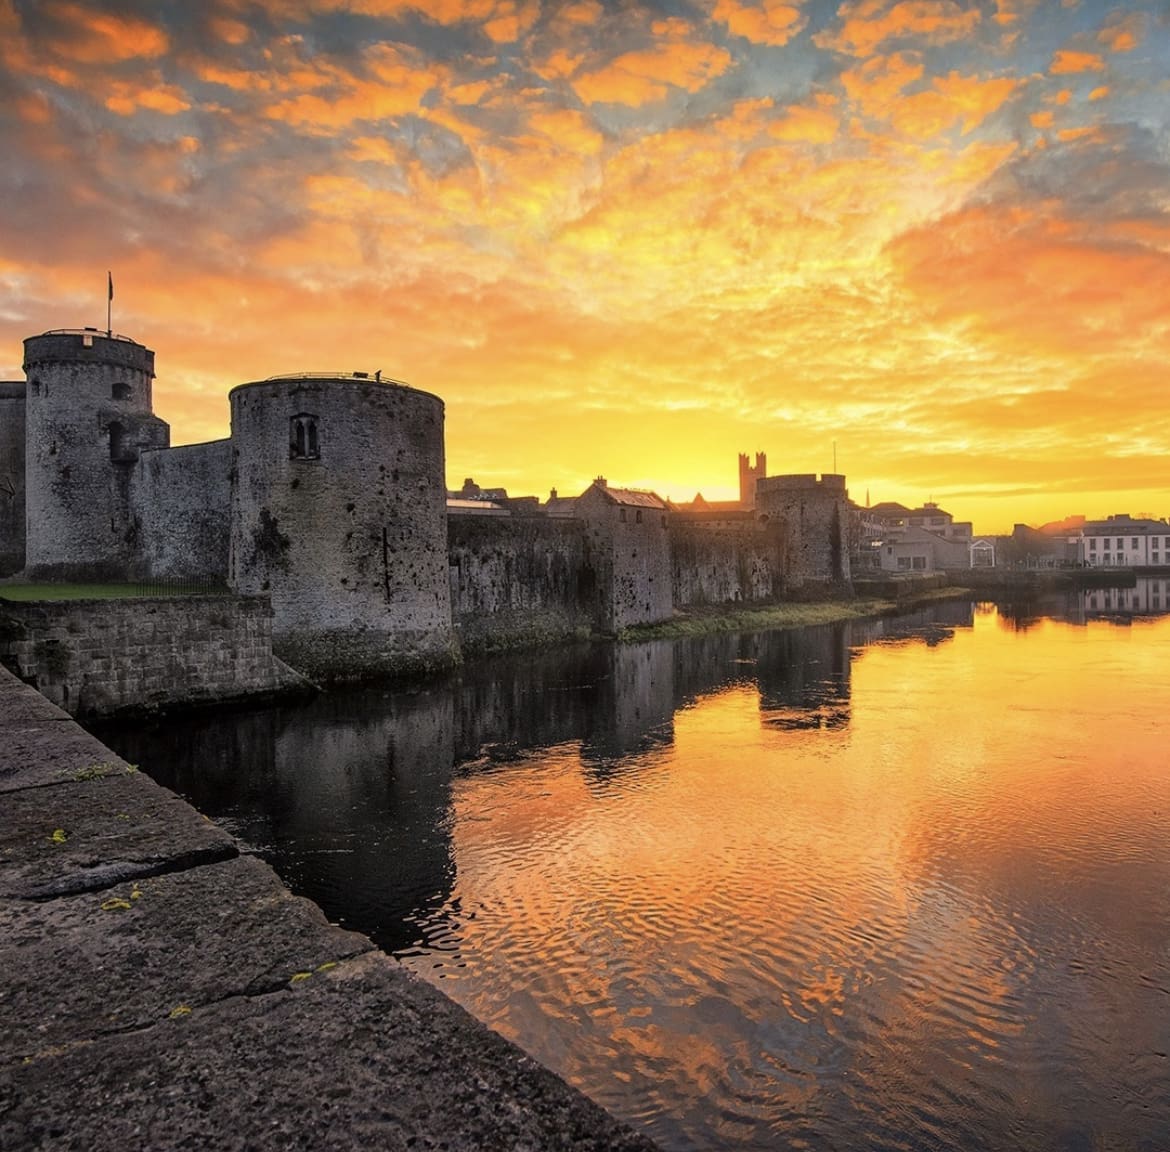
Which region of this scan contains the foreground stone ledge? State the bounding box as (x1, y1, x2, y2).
(0, 771, 238, 899)
(0, 676, 71, 724)
(0, 855, 374, 1058)
(0, 719, 132, 792)
(0, 666, 662, 1152)
(2, 951, 659, 1152)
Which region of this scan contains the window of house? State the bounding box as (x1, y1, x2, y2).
(912, 556, 927, 570)
(1089, 539, 1097, 550)
(289, 413, 320, 460)
(112, 382, 131, 401)
(635, 509, 643, 524)
(1132, 538, 1139, 548)
(1104, 538, 1110, 549)
(619, 508, 627, 522)
(897, 556, 911, 569)
(1118, 538, 1125, 550)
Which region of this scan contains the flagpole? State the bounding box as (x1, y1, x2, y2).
(107, 271, 112, 337)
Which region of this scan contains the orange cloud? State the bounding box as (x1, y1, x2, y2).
(209, 17, 251, 45)
(841, 51, 925, 120)
(262, 44, 442, 131)
(1098, 12, 1143, 53)
(1088, 85, 1110, 101)
(770, 101, 839, 143)
(1050, 50, 1106, 74)
(571, 25, 732, 107)
(712, 0, 807, 47)
(848, 64, 1018, 138)
(38, 1, 169, 63)
(816, 0, 982, 58)
(104, 79, 192, 117)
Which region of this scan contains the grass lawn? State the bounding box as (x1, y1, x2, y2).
(0, 583, 226, 601)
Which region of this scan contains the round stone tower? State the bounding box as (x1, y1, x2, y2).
(228, 373, 455, 680)
(23, 329, 169, 580)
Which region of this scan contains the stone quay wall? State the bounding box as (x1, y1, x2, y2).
(0, 595, 308, 718)
(448, 514, 599, 651)
(0, 666, 659, 1152)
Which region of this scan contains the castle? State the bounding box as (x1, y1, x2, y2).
(0, 328, 851, 679)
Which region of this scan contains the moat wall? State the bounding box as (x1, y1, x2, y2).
(448, 515, 598, 650)
(0, 596, 307, 718)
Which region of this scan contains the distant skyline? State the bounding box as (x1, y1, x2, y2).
(2, 0, 1168, 533)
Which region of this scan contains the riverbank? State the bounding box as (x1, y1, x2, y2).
(616, 586, 971, 642)
(0, 665, 660, 1151)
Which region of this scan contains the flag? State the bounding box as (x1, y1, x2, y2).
(108, 271, 113, 302)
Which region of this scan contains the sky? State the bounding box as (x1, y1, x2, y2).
(1, 0, 1169, 533)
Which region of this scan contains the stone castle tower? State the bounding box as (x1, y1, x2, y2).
(22, 329, 168, 580)
(228, 374, 455, 679)
(738, 451, 766, 510)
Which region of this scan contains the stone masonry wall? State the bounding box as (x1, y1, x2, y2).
(669, 520, 788, 607)
(756, 475, 851, 587)
(23, 332, 168, 581)
(448, 515, 598, 651)
(133, 440, 232, 581)
(230, 378, 455, 680)
(0, 596, 307, 718)
(0, 383, 25, 576)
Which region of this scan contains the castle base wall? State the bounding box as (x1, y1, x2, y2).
(0, 595, 310, 718)
(272, 626, 458, 683)
(0, 383, 26, 576)
(669, 520, 787, 607)
(448, 515, 598, 652)
(134, 440, 232, 581)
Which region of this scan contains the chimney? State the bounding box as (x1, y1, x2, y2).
(549, 487, 558, 500)
(594, 476, 607, 489)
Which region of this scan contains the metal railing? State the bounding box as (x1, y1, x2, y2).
(39, 328, 139, 343)
(261, 370, 412, 387)
(132, 577, 231, 598)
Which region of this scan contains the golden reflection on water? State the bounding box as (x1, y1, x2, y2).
(404, 609, 1170, 1152)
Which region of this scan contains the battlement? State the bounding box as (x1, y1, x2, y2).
(757, 473, 847, 494)
(24, 329, 155, 376)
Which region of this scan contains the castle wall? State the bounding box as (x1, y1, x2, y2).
(229, 377, 455, 681)
(576, 488, 673, 632)
(23, 332, 168, 581)
(669, 518, 788, 607)
(133, 440, 232, 581)
(0, 382, 26, 576)
(447, 514, 597, 651)
(756, 474, 851, 587)
(0, 595, 308, 718)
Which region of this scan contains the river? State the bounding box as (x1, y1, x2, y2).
(97, 593, 1170, 1151)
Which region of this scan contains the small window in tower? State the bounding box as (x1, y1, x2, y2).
(290, 413, 320, 460)
(112, 382, 131, 401)
(108, 421, 131, 462)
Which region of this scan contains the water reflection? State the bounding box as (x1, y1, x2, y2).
(95, 600, 1170, 1152)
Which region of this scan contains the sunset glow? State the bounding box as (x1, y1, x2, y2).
(2, 0, 1168, 531)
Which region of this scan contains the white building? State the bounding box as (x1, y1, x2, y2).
(1078, 516, 1170, 568)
